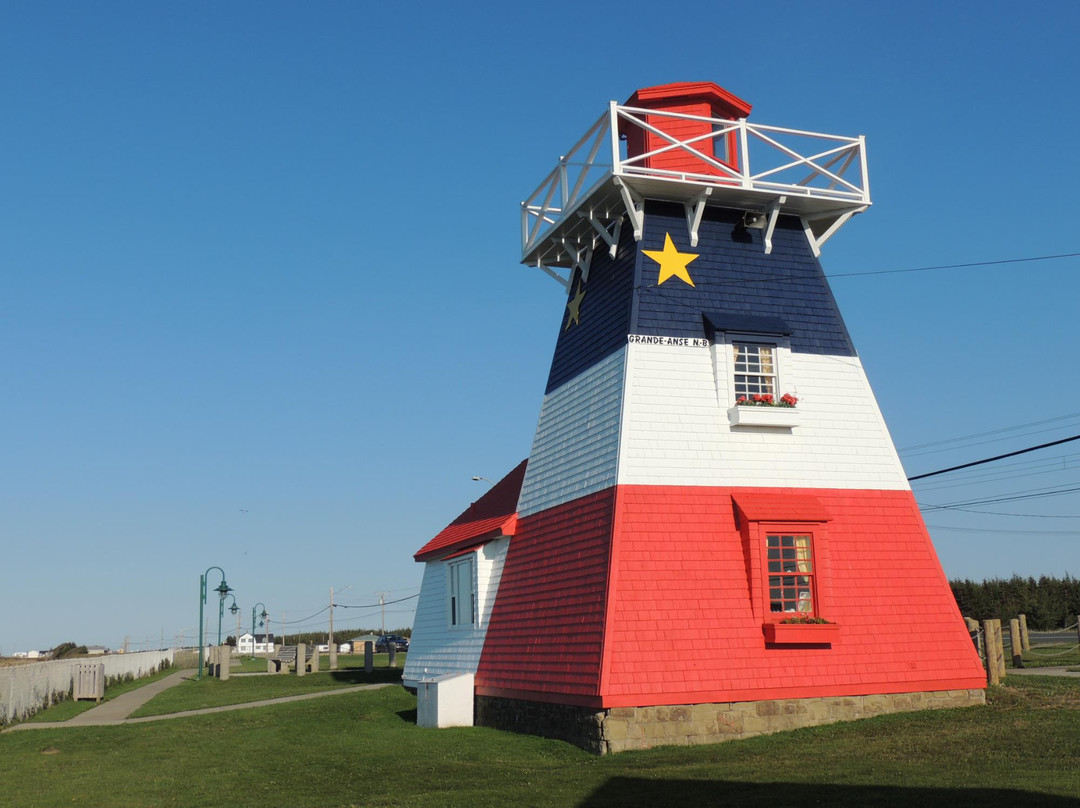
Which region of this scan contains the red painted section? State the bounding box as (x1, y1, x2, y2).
(413, 460, 526, 562)
(623, 82, 752, 178)
(601, 486, 986, 705)
(477, 485, 985, 708)
(475, 488, 615, 699)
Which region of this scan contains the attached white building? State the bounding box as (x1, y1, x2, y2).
(402, 460, 525, 692)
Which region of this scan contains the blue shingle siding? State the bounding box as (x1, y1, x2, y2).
(633, 202, 856, 357)
(544, 223, 637, 395)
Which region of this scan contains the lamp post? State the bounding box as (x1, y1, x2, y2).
(251, 602, 269, 658)
(225, 594, 240, 645)
(198, 566, 232, 680)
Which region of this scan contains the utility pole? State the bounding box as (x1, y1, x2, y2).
(376, 592, 389, 635)
(329, 585, 337, 671)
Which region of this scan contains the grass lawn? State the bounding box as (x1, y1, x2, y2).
(1018, 644, 1080, 669)
(129, 666, 402, 717)
(2, 674, 1078, 807)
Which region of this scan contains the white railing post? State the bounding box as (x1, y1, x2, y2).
(609, 101, 622, 176)
(858, 135, 871, 203)
(738, 119, 752, 188)
(559, 157, 569, 208)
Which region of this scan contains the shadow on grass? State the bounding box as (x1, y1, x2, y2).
(328, 668, 403, 685)
(578, 777, 1080, 808)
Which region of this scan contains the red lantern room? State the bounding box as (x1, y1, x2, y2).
(622, 81, 752, 178)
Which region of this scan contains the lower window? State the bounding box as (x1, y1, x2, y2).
(766, 533, 815, 615)
(448, 557, 476, 627)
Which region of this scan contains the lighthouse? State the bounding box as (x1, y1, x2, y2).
(405, 82, 986, 753)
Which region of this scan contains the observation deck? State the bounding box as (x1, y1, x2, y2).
(521, 95, 870, 287)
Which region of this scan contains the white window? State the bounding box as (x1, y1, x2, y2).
(733, 341, 777, 402)
(448, 557, 476, 628)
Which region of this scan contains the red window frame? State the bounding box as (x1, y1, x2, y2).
(741, 519, 830, 624)
(765, 531, 817, 617)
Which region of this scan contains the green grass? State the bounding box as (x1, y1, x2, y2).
(129, 666, 402, 717)
(1018, 643, 1080, 668)
(2, 676, 1078, 807)
(25, 666, 179, 723)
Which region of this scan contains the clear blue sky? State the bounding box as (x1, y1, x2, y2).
(3, 1, 1079, 652)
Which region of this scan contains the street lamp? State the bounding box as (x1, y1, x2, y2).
(251, 602, 269, 658)
(197, 566, 232, 680)
(225, 594, 240, 646)
(471, 476, 495, 486)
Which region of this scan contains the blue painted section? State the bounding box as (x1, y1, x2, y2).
(541, 201, 856, 395)
(544, 224, 636, 394)
(633, 203, 856, 357)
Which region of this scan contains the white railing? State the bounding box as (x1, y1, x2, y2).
(521, 102, 870, 260)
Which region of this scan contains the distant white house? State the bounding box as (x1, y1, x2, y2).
(236, 633, 276, 655)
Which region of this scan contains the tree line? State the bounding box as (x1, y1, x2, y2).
(950, 575, 1080, 630)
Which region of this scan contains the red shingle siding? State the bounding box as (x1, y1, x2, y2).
(475, 488, 615, 699)
(600, 486, 985, 706)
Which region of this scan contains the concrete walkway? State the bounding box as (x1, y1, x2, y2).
(4, 669, 392, 733)
(1006, 666, 1080, 678)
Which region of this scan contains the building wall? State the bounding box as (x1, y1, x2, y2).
(476, 489, 614, 701)
(617, 341, 908, 490)
(477, 688, 986, 755)
(403, 538, 508, 689)
(599, 485, 986, 707)
(516, 349, 624, 518)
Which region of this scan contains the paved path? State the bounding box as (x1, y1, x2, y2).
(1006, 666, 1080, 678)
(4, 669, 392, 733)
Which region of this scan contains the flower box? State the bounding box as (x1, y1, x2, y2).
(728, 405, 801, 428)
(762, 622, 839, 645)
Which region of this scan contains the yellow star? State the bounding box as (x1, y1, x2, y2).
(642, 233, 698, 287)
(565, 281, 586, 330)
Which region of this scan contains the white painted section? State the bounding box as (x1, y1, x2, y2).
(517, 348, 625, 517)
(403, 538, 508, 690)
(617, 341, 909, 490)
(416, 672, 475, 728)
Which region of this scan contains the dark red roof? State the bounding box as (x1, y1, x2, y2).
(413, 460, 527, 561)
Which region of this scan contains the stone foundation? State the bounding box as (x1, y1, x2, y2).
(476, 688, 985, 755)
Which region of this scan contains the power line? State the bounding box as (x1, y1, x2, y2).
(908, 434, 1080, 481)
(898, 411, 1080, 453)
(336, 594, 418, 609)
(919, 483, 1080, 512)
(926, 524, 1080, 536)
(828, 251, 1080, 278)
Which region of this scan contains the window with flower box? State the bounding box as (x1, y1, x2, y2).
(767, 532, 816, 616)
(732, 494, 837, 643)
(733, 342, 776, 400)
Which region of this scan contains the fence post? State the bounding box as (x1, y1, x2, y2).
(964, 617, 982, 659)
(1008, 619, 1022, 669)
(1018, 614, 1031, 651)
(1076, 615, 1080, 649)
(982, 619, 1004, 684)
